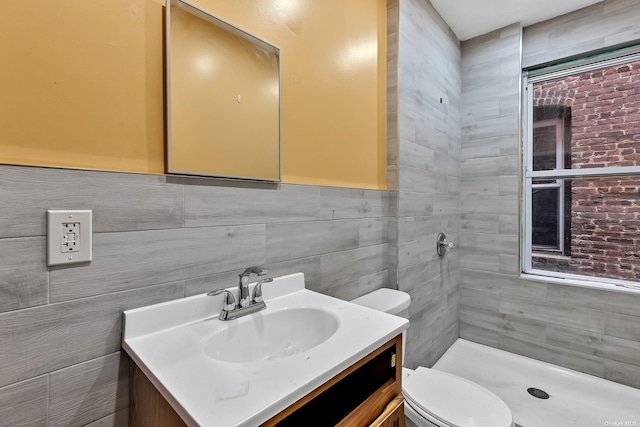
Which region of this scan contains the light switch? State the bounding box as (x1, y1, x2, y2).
(47, 210, 92, 266)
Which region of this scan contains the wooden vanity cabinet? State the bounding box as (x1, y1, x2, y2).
(130, 334, 404, 427)
(262, 334, 404, 427)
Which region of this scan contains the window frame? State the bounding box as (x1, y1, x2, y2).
(522, 48, 640, 291)
(531, 118, 565, 253)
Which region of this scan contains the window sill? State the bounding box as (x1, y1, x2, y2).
(521, 271, 640, 295)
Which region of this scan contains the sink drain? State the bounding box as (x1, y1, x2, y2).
(527, 387, 550, 399)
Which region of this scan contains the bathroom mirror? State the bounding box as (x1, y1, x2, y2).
(166, 0, 281, 181)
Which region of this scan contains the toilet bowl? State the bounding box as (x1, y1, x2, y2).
(351, 289, 514, 427)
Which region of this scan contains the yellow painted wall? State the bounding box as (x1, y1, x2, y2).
(0, 0, 386, 189)
(0, 0, 166, 174)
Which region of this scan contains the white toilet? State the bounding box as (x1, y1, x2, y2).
(351, 288, 514, 427)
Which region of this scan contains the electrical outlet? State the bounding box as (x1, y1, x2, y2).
(47, 210, 92, 266)
(61, 222, 80, 252)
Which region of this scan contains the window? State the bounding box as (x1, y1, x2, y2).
(523, 50, 640, 288)
(532, 118, 568, 253)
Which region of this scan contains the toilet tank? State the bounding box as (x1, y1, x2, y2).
(350, 288, 410, 318)
(351, 288, 411, 362)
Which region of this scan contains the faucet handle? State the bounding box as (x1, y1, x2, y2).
(252, 278, 274, 303)
(207, 289, 236, 311)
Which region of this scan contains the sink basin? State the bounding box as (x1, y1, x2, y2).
(202, 307, 340, 363)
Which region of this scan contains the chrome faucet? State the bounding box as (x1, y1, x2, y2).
(207, 267, 272, 321)
(238, 266, 269, 307)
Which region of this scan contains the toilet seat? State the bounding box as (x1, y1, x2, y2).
(402, 367, 513, 427)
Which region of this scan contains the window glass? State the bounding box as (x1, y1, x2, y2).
(532, 187, 560, 248)
(525, 55, 640, 286)
(530, 176, 640, 283)
(533, 125, 559, 171)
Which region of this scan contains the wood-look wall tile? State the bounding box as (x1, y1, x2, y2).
(398, 166, 437, 194)
(459, 233, 518, 255)
(0, 281, 183, 388)
(0, 375, 48, 427)
(460, 252, 500, 273)
(459, 321, 499, 348)
(398, 0, 461, 368)
(460, 177, 499, 197)
(406, 277, 438, 318)
(502, 278, 547, 301)
(0, 165, 184, 238)
(462, 98, 500, 123)
(266, 220, 359, 264)
(432, 195, 460, 216)
(398, 191, 434, 217)
(322, 281, 364, 302)
(461, 138, 500, 160)
(359, 270, 389, 295)
(405, 324, 434, 369)
(461, 156, 519, 177)
(547, 284, 640, 317)
(498, 175, 518, 196)
(387, 164, 399, 192)
(185, 183, 328, 228)
(598, 334, 640, 368)
(359, 218, 388, 248)
(460, 306, 503, 335)
(604, 312, 640, 342)
(460, 287, 500, 311)
(408, 297, 448, 339)
(319, 244, 388, 291)
(500, 313, 547, 343)
(184, 256, 322, 297)
(83, 409, 129, 427)
(498, 335, 605, 378)
(398, 141, 435, 170)
(398, 260, 442, 293)
(387, 138, 399, 167)
(320, 187, 388, 219)
(460, 270, 513, 292)
(433, 152, 460, 178)
(460, 214, 499, 234)
(545, 324, 603, 357)
(49, 226, 265, 302)
(398, 237, 438, 270)
(0, 237, 47, 313)
(462, 116, 518, 143)
(498, 214, 518, 235)
(427, 320, 459, 367)
(447, 176, 460, 195)
(522, 0, 640, 67)
(460, 194, 518, 215)
(398, 216, 441, 243)
(49, 352, 129, 427)
(603, 359, 640, 389)
(498, 253, 519, 275)
(500, 295, 605, 334)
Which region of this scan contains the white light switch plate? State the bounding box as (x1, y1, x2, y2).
(47, 210, 92, 266)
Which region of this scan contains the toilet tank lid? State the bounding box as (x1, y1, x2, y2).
(350, 288, 411, 315)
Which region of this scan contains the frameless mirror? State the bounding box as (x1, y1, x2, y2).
(166, 0, 281, 181)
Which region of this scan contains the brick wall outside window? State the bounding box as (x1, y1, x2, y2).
(532, 60, 640, 281)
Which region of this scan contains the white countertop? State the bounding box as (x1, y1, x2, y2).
(122, 273, 409, 427)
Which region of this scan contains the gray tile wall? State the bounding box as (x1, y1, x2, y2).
(397, 0, 462, 369)
(523, 0, 640, 68)
(387, 0, 400, 291)
(460, 16, 640, 389)
(0, 164, 391, 425)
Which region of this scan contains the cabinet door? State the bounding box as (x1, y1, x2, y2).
(370, 395, 404, 427)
